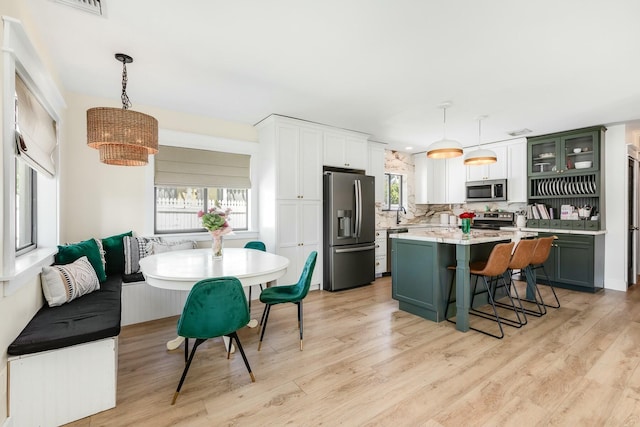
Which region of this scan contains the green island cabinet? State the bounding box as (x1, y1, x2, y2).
(391, 238, 499, 322)
(536, 232, 605, 293)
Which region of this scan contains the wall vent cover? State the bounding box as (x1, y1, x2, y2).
(52, 0, 104, 16)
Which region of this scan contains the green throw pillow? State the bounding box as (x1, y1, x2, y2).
(102, 231, 132, 276)
(56, 238, 107, 282)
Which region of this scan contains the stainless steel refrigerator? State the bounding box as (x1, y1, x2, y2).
(323, 171, 376, 291)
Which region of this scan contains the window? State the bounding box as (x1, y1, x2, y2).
(15, 158, 37, 253)
(154, 186, 248, 233)
(153, 145, 252, 234)
(383, 173, 404, 211)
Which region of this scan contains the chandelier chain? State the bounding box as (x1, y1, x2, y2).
(121, 62, 131, 110)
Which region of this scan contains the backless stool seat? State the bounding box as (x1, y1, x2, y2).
(444, 242, 516, 339)
(523, 235, 560, 310)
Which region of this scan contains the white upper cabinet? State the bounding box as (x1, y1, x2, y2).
(275, 123, 322, 200)
(367, 142, 385, 203)
(446, 155, 466, 203)
(414, 154, 430, 204)
(414, 154, 463, 204)
(507, 139, 527, 203)
(466, 145, 508, 181)
(323, 132, 368, 170)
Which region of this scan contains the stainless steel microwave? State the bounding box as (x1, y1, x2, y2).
(465, 179, 507, 202)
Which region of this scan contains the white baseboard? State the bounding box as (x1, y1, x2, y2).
(2, 416, 13, 427)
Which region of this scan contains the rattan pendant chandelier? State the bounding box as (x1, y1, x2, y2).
(87, 53, 158, 166)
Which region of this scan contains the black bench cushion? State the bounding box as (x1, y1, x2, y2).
(8, 275, 122, 356)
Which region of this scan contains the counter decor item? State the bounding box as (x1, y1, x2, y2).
(198, 207, 233, 259)
(459, 212, 475, 234)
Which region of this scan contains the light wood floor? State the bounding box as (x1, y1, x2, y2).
(66, 278, 640, 427)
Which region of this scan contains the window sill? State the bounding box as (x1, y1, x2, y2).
(159, 230, 259, 242)
(2, 247, 57, 297)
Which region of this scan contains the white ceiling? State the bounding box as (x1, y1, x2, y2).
(23, 0, 640, 152)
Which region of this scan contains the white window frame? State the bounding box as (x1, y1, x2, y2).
(144, 129, 260, 241)
(1, 17, 65, 296)
(382, 172, 405, 211)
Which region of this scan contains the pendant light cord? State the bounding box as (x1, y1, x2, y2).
(442, 106, 447, 138)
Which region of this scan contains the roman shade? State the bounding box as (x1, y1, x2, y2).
(14, 74, 58, 177)
(154, 146, 251, 188)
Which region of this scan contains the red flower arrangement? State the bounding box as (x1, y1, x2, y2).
(459, 212, 476, 219)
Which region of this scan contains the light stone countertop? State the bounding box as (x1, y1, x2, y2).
(389, 228, 538, 245)
(500, 227, 607, 236)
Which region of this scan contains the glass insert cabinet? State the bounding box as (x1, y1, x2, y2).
(528, 126, 603, 176)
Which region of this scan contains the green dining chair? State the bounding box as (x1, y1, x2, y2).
(258, 251, 317, 351)
(244, 241, 267, 312)
(172, 277, 255, 405)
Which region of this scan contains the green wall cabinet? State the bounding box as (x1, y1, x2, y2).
(536, 232, 604, 293)
(528, 127, 603, 176)
(527, 125, 606, 230)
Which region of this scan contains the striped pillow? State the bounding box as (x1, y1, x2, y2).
(123, 236, 161, 275)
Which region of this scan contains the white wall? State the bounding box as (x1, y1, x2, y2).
(59, 92, 258, 243)
(604, 124, 627, 291)
(0, 2, 64, 423)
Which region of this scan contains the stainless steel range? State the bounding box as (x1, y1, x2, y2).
(472, 212, 515, 230)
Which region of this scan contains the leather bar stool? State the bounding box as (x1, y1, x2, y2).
(493, 238, 539, 322)
(444, 241, 516, 339)
(524, 236, 560, 310)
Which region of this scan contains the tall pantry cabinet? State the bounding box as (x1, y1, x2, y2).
(256, 115, 323, 288)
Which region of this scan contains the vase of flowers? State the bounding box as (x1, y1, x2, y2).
(197, 207, 233, 259)
(459, 212, 475, 234)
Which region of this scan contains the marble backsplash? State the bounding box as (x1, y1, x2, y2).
(375, 150, 525, 229)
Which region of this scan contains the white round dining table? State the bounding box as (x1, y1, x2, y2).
(139, 248, 289, 350)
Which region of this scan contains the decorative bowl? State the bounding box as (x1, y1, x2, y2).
(575, 161, 592, 169)
(573, 148, 581, 153)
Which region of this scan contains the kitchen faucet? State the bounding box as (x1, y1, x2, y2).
(396, 206, 406, 225)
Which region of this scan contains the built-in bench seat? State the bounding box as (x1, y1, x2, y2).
(7, 274, 122, 427)
(6, 234, 198, 426)
(8, 275, 122, 356)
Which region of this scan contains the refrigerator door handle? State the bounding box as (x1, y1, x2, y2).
(335, 245, 376, 254)
(358, 180, 363, 237)
(353, 180, 360, 238)
(356, 180, 362, 237)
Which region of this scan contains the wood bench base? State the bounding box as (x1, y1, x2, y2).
(8, 337, 117, 427)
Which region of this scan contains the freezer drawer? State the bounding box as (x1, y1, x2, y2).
(324, 244, 375, 291)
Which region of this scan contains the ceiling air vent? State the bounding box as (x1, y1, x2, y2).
(507, 128, 532, 137)
(52, 0, 104, 16)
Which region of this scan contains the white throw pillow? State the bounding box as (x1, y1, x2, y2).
(41, 256, 100, 307)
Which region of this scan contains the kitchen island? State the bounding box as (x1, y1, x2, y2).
(390, 228, 537, 332)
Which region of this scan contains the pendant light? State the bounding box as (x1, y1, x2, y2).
(426, 102, 463, 159)
(87, 53, 158, 166)
(464, 115, 497, 165)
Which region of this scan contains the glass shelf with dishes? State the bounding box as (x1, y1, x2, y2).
(527, 126, 603, 177)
